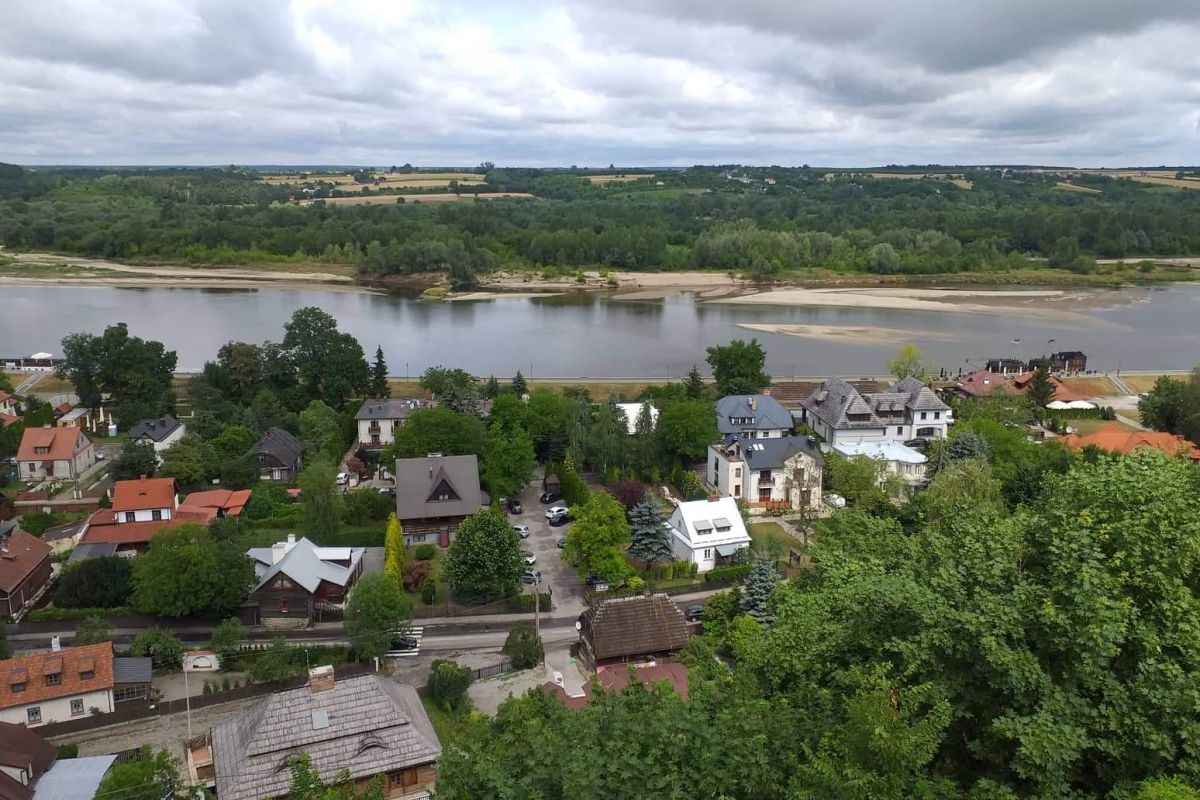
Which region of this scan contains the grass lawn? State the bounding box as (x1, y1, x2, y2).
(1062, 417, 1136, 436)
(1060, 376, 1121, 396)
(750, 520, 802, 569)
(404, 547, 445, 607)
(1121, 374, 1183, 393)
(421, 694, 474, 742)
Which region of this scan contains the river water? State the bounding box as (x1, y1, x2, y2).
(1, 283, 1197, 377)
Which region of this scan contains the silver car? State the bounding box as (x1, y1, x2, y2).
(512, 524, 531, 538)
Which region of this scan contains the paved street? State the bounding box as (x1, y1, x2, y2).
(505, 482, 587, 617)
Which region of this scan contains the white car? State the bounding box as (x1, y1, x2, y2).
(336, 472, 350, 485)
(545, 506, 569, 519)
(824, 493, 847, 508)
(512, 524, 530, 539)
(522, 550, 537, 565)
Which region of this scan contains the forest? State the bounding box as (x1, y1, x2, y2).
(1, 162, 1199, 287)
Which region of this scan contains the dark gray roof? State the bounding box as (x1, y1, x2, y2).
(736, 435, 824, 470)
(394, 454, 483, 521)
(581, 594, 691, 661)
(251, 427, 303, 466)
(715, 394, 793, 435)
(41, 518, 87, 543)
(802, 377, 883, 430)
(211, 675, 439, 800)
(112, 657, 152, 684)
(66, 542, 118, 564)
(354, 398, 431, 421)
(128, 415, 182, 442)
(886, 377, 949, 412)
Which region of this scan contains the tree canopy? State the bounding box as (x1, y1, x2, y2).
(444, 508, 525, 601)
(130, 524, 255, 617)
(705, 338, 770, 396)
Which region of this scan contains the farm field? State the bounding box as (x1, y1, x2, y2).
(824, 171, 972, 189)
(586, 173, 655, 184)
(260, 171, 486, 190)
(1068, 169, 1200, 190)
(302, 192, 534, 206)
(1060, 376, 1121, 396)
(1055, 181, 1102, 193)
(1120, 374, 1185, 393)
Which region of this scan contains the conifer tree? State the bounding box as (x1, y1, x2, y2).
(740, 555, 779, 624)
(627, 495, 673, 565)
(384, 512, 407, 587)
(369, 346, 390, 398)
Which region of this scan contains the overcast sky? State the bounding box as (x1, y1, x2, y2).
(2, 0, 1198, 167)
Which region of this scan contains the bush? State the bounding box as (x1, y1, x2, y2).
(704, 564, 752, 584)
(402, 560, 432, 592)
(501, 621, 543, 669)
(415, 544, 437, 561)
(427, 659, 472, 711)
(421, 580, 437, 605)
(54, 557, 133, 608)
(56, 743, 78, 759)
(129, 628, 185, 670)
(507, 592, 551, 612)
(28, 606, 134, 622)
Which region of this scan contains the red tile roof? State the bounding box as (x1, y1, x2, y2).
(110, 477, 177, 513)
(0, 391, 12, 405)
(16, 427, 90, 463)
(954, 370, 1013, 398)
(0, 413, 17, 429)
(543, 662, 690, 710)
(0, 643, 114, 711)
(81, 508, 214, 547)
(0, 530, 51, 594)
(1062, 423, 1200, 462)
(54, 403, 74, 415)
(179, 489, 251, 517)
(1010, 371, 1087, 403)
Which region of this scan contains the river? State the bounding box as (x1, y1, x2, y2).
(1, 283, 1197, 377)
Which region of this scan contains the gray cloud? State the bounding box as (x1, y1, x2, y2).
(0, 0, 1196, 166)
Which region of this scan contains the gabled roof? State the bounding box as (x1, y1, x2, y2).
(715, 395, 793, 435)
(732, 435, 824, 471)
(248, 537, 365, 594)
(128, 415, 182, 442)
(0, 721, 57, 800)
(802, 377, 884, 430)
(112, 657, 152, 685)
(885, 377, 949, 412)
(16, 427, 90, 463)
(111, 477, 177, 512)
(1062, 423, 1200, 462)
(1010, 371, 1087, 403)
(179, 489, 251, 517)
(0, 391, 12, 405)
(210, 675, 440, 800)
(251, 427, 303, 466)
(0, 529, 51, 593)
(580, 594, 691, 661)
(0, 643, 115, 711)
(80, 508, 213, 547)
(393, 454, 483, 521)
(0, 413, 18, 429)
(354, 398, 431, 421)
(667, 497, 752, 550)
(954, 370, 1013, 398)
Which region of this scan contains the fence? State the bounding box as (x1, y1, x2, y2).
(469, 660, 514, 682)
(410, 591, 553, 619)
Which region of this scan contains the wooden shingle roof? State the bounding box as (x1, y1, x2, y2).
(581, 594, 690, 661)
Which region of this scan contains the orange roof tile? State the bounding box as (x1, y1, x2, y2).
(0, 530, 51, 594)
(179, 489, 251, 517)
(0, 643, 114, 710)
(1063, 423, 1200, 462)
(111, 477, 177, 513)
(81, 507, 213, 547)
(1011, 372, 1087, 403)
(0, 413, 18, 429)
(16, 427, 90, 462)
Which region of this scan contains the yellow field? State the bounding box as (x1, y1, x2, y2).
(586, 174, 655, 184)
(1120, 375, 1184, 393)
(1055, 181, 1102, 193)
(824, 171, 972, 189)
(304, 192, 534, 206)
(1061, 376, 1121, 396)
(260, 171, 485, 188)
(1067, 169, 1200, 191)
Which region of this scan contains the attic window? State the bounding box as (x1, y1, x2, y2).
(311, 710, 330, 730)
(35, 446, 49, 455)
(355, 734, 390, 757)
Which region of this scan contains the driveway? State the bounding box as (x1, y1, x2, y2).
(505, 482, 587, 617)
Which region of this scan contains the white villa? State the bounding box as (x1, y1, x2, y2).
(800, 377, 949, 446)
(707, 436, 823, 514)
(832, 441, 928, 490)
(666, 496, 751, 572)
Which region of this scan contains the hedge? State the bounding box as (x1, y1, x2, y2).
(703, 565, 751, 584)
(28, 606, 135, 621)
(507, 593, 552, 612)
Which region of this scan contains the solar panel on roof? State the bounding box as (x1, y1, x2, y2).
(311, 710, 330, 730)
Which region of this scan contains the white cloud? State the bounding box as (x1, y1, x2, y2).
(0, 0, 1196, 165)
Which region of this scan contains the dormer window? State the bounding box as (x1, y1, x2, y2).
(35, 446, 49, 455)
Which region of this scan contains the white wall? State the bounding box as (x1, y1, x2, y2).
(706, 447, 744, 500)
(116, 504, 174, 523)
(358, 419, 398, 447)
(140, 424, 186, 453)
(0, 689, 114, 727)
(669, 530, 715, 572)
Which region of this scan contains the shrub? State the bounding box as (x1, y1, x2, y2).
(421, 581, 437, 605)
(415, 544, 437, 561)
(54, 557, 133, 608)
(28, 606, 134, 622)
(501, 621, 543, 669)
(402, 560, 432, 592)
(704, 564, 752, 584)
(506, 592, 551, 612)
(129, 628, 185, 670)
(427, 659, 472, 711)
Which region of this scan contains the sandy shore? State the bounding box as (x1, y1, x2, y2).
(737, 323, 963, 343)
(2, 251, 355, 286)
(445, 291, 566, 301)
(0, 275, 374, 293)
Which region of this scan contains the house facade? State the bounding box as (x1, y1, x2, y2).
(250, 427, 303, 482)
(577, 593, 691, 671)
(0, 643, 115, 728)
(16, 427, 94, 481)
(245, 535, 365, 627)
(0, 391, 16, 417)
(707, 436, 823, 514)
(0, 522, 53, 619)
(715, 395, 793, 440)
(832, 441, 928, 490)
(78, 476, 213, 555)
(394, 454, 485, 547)
(666, 496, 751, 572)
(1049, 350, 1087, 373)
(128, 415, 186, 453)
(800, 377, 949, 446)
(355, 398, 431, 449)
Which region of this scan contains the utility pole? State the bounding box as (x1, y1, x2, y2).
(183, 666, 192, 739)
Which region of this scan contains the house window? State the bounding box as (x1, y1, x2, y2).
(734, 468, 741, 478)
(712, 459, 718, 474)
(26, 707, 41, 724)
(920, 412, 927, 420)
(151, 509, 162, 521)
(46, 674, 60, 687)
(124, 512, 136, 523)
(409, 534, 427, 543)
(896, 427, 903, 435)
(703, 549, 712, 560)
(10, 682, 25, 693)
(389, 769, 419, 789)
(747, 431, 757, 439)
(70, 698, 84, 716)
(916, 427, 936, 437)
(279, 599, 289, 614)
(734, 485, 741, 498)
(80, 671, 94, 681)
(114, 685, 147, 702)
(934, 411, 941, 419)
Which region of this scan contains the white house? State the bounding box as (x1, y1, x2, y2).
(614, 402, 658, 435)
(0, 390, 16, 417)
(715, 395, 793, 440)
(666, 496, 751, 573)
(128, 415, 186, 453)
(832, 441, 928, 490)
(707, 436, 823, 514)
(0, 642, 115, 728)
(354, 398, 431, 449)
(108, 477, 177, 524)
(800, 377, 949, 446)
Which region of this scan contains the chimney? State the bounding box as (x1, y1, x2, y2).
(51, 635, 61, 652)
(271, 540, 288, 564)
(308, 665, 335, 693)
(749, 397, 757, 411)
(287, 533, 296, 547)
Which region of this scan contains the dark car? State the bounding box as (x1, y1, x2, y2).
(684, 604, 705, 622)
(506, 497, 523, 514)
(388, 634, 418, 651)
(540, 490, 562, 503)
(521, 569, 542, 584)
(548, 512, 570, 527)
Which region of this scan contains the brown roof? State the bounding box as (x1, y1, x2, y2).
(110, 477, 177, 512)
(16, 427, 90, 463)
(0, 413, 18, 429)
(953, 370, 1014, 398)
(0, 391, 11, 405)
(179, 489, 252, 517)
(0, 530, 51, 594)
(0, 643, 114, 711)
(1062, 423, 1200, 462)
(0, 721, 57, 800)
(580, 594, 691, 662)
(81, 508, 214, 547)
(543, 662, 690, 710)
(1010, 371, 1087, 403)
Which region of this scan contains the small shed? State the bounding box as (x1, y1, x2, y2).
(542, 473, 561, 492)
(112, 657, 153, 703)
(184, 650, 222, 673)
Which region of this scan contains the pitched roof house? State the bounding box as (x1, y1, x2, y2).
(245, 535, 365, 627)
(251, 427, 303, 483)
(127, 415, 186, 452)
(177, 489, 251, 519)
(0, 720, 57, 800)
(1061, 423, 1200, 462)
(0, 522, 52, 620)
(832, 440, 929, 489)
(949, 369, 1014, 399)
(800, 377, 949, 445)
(715, 395, 793, 439)
(355, 398, 431, 449)
(203, 668, 440, 800)
(707, 436, 823, 513)
(79, 477, 209, 554)
(15, 427, 94, 482)
(666, 496, 751, 572)
(394, 454, 485, 547)
(0, 391, 16, 417)
(0, 643, 116, 728)
(577, 593, 691, 670)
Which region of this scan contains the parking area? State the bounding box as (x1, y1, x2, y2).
(504, 483, 586, 612)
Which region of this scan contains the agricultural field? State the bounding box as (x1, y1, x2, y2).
(825, 171, 972, 189)
(586, 173, 655, 184)
(304, 192, 534, 206)
(259, 171, 486, 191)
(1070, 169, 1200, 191)
(1060, 376, 1121, 396)
(1055, 181, 1102, 193)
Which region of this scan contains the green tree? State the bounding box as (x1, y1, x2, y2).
(129, 628, 185, 670)
(1138, 374, 1191, 434)
(383, 513, 407, 588)
(299, 399, 345, 460)
(584, 404, 628, 476)
(282, 307, 369, 409)
(511, 371, 528, 396)
(159, 434, 218, 487)
(487, 392, 531, 434)
(481, 423, 536, 499)
(385, 407, 486, 460)
(683, 364, 708, 399)
(705, 338, 770, 396)
(298, 459, 341, 539)
(286, 752, 385, 800)
(207, 617, 246, 663)
(57, 323, 177, 427)
(248, 636, 297, 683)
(345, 573, 412, 659)
(96, 747, 189, 800)
(55, 556, 133, 608)
(427, 659, 472, 711)
(1025, 364, 1056, 408)
(110, 440, 159, 481)
(420, 366, 480, 415)
(526, 389, 570, 462)
(887, 344, 927, 381)
(627, 495, 672, 565)
(130, 524, 255, 617)
(73, 615, 112, 646)
(211, 424, 257, 461)
(565, 492, 632, 583)
(445, 508, 524, 601)
(740, 557, 779, 624)
(502, 621, 544, 669)
(868, 241, 900, 274)
(656, 399, 719, 463)
(369, 345, 390, 398)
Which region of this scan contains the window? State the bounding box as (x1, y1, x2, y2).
(276, 578, 293, 589)
(35, 446, 49, 455)
(151, 509, 162, 521)
(389, 770, 419, 789)
(10, 682, 24, 693)
(734, 485, 741, 497)
(934, 411, 941, 419)
(712, 459, 718, 474)
(703, 549, 712, 560)
(916, 427, 936, 437)
(26, 707, 41, 724)
(114, 685, 147, 703)
(124, 512, 135, 523)
(747, 431, 757, 439)
(409, 534, 427, 543)
(79, 671, 94, 681)
(70, 698, 84, 716)
(897, 427, 903, 435)
(46, 674, 60, 687)
(920, 412, 927, 420)
(734, 468, 741, 478)
(279, 599, 289, 614)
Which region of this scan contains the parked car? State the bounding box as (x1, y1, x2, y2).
(521, 550, 536, 565)
(555, 537, 567, 549)
(585, 575, 610, 592)
(521, 569, 542, 584)
(545, 505, 569, 519)
(94, 452, 106, 461)
(548, 512, 570, 528)
(512, 524, 530, 539)
(824, 493, 847, 508)
(388, 634, 418, 652)
(684, 604, 705, 622)
(377, 486, 396, 496)
(540, 490, 562, 503)
(336, 472, 350, 486)
(506, 497, 523, 514)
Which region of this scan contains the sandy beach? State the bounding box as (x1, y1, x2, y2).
(0, 251, 356, 287)
(737, 322, 964, 343)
